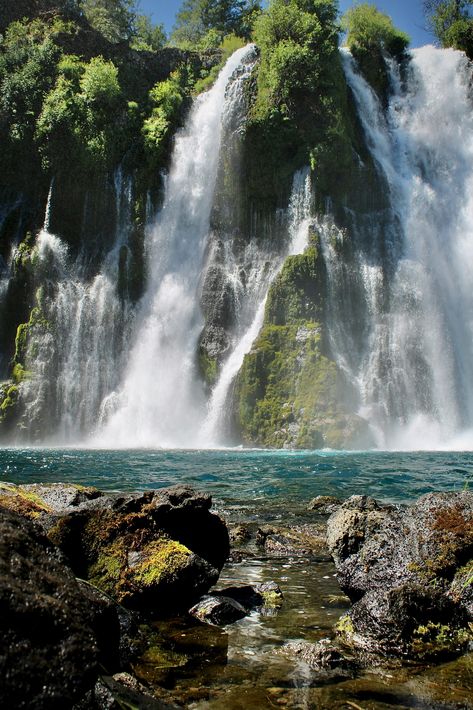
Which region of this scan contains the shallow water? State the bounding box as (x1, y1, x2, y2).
(2, 448, 473, 708)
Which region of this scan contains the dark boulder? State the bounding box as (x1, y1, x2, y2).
(0, 507, 98, 709)
(327, 493, 473, 660)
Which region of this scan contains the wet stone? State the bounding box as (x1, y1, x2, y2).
(189, 594, 248, 626)
(256, 523, 328, 557)
(308, 495, 342, 515)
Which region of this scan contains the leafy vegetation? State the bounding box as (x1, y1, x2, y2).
(0, 6, 195, 178)
(341, 3, 410, 103)
(241, 0, 360, 210)
(0, 18, 66, 143)
(423, 0, 473, 56)
(171, 0, 262, 47)
(341, 3, 410, 56)
(142, 71, 187, 164)
(131, 14, 166, 51)
(80, 0, 135, 42)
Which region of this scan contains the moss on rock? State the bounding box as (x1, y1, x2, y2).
(0, 482, 52, 518)
(411, 622, 472, 660)
(231, 224, 373, 449)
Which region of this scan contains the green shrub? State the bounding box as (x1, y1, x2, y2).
(142, 72, 185, 162)
(79, 56, 121, 107)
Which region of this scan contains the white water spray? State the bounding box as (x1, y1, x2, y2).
(96, 46, 257, 448)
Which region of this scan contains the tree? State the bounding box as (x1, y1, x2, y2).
(171, 0, 262, 47)
(131, 14, 167, 51)
(341, 3, 410, 56)
(80, 0, 135, 43)
(0, 18, 63, 142)
(423, 0, 473, 55)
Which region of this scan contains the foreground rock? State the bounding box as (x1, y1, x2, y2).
(326, 493, 473, 661)
(0, 483, 229, 611)
(189, 595, 248, 626)
(0, 507, 99, 708)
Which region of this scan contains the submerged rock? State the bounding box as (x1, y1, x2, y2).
(85, 674, 178, 710)
(0, 507, 98, 709)
(308, 495, 342, 514)
(220, 581, 283, 611)
(281, 639, 355, 680)
(327, 492, 473, 661)
(254, 581, 284, 608)
(256, 522, 328, 557)
(0, 483, 230, 612)
(189, 594, 247, 626)
(190, 580, 284, 626)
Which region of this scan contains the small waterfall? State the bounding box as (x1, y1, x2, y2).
(19, 178, 133, 442)
(201, 168, 313, 446)
(95, 46, 257, 448)
(328, 46, 473, 449)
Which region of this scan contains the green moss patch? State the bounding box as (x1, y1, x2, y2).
(87, 531, 192, 604)
(411, 622, 472, 660)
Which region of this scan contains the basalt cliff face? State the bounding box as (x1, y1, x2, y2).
(1, 2, 473, 449)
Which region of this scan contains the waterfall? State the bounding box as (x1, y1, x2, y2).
(328, 46, 473, 449)
(95, 45, 257, 448)
(18, 178, 133, 443)
(201, 168, 313, 446)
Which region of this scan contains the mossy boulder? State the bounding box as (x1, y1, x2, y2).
(0, 483, 229, 612)
(327, 493, 473, 661)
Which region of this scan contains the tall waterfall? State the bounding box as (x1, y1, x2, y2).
(200, 168, 312, 446)
(327, 46, 473, 449)
(96, 46, 257, 448)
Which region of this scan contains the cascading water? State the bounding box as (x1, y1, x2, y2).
(201, 168, 313, 446)
(18, 179, 133, 442)
(8, 43, 473, 452)
(95, 46, 257, 448)
(325, 46, 473, 449)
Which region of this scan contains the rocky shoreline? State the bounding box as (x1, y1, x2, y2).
(1, 483, 472, 708)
